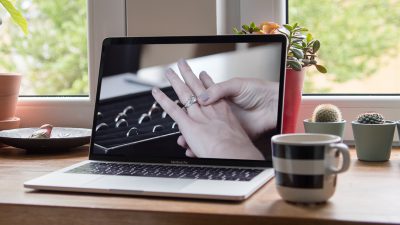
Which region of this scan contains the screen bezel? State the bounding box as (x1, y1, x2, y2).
(89, 35, 287, 168)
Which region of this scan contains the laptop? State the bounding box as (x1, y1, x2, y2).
(24, 35, 287, 201)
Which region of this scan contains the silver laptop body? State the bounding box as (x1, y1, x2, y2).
(24, 35, 287, 201)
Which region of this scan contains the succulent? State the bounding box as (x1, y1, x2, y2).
(357, 112, 384, 124)
(234, 22, 327, 73)
(311, 104, 342, 122)
(233, 21, 280, 35)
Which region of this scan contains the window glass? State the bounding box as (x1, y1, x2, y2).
(289, 0, 400, 94)
(0, 0, 88, 95)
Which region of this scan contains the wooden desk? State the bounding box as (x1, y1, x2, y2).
(1, 146, 400, 225)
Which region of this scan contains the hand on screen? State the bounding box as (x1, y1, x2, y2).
(197, 76, 279, 140)
(151, 59, 264, 160)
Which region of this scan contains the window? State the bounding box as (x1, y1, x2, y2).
(4, 0, 398, 142)
(287, 0, 400, 143)
(289, 0, 400, 94)
(4, 0, 126, 128)
(0, 0, 88, 96)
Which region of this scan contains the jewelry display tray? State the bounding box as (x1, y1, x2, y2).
(93, 87, 182, 155)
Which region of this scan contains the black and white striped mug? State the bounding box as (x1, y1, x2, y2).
(271, 133, 350, 203)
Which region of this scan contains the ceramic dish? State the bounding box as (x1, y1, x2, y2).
(0, 117, 21, 147)
(0, 127, 91, 152)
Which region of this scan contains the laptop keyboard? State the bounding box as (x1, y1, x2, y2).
(66, 162, 263, 181)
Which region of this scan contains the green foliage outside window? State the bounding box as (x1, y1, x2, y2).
(0, 0, 87, 95)
(290, 0, 400, 93)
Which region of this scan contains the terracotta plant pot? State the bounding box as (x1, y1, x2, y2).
(0, 117, 20, 130)
(282, 68, 304, 133)
(0, 73, 21, 120)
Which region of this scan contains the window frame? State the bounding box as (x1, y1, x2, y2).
(15, 0, 126, 128)
(14, 0, 399, 143)
(284, 0, 399, 143)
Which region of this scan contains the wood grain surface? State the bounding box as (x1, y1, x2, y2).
(0, 146, 399, 225)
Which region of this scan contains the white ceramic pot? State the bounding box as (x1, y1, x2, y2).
(303, 119, 346, 140)
(352, 121, 396, 161)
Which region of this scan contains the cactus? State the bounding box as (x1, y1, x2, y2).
(357, 112, 384, 124)
(311, 104, 342, 122)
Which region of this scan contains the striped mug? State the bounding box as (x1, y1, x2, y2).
(271, 134, 350, 203)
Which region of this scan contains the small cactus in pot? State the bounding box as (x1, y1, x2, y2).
(356, 112, 384, 124)
(304, 104, 346, 139)
(311, 104, 342, 122)
(352, 112, 396, 161)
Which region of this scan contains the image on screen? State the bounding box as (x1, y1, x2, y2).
(92, 41, 283, 161)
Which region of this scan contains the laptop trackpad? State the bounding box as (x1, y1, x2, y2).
(83, 176, 194, 192)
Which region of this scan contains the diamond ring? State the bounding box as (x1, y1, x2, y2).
(183, 95, 198, 109)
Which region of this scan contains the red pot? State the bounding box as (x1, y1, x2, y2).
(282, 68, 305, 133)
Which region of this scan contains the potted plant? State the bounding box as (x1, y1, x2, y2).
(397, 121, 400, 143)
(303, 104, 346, 139)
(352, 112, 396, 161)
(0, 0, 28, 132)
(234, 22, 327, 133)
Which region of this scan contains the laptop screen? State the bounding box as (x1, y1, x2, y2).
(90, 35, 286, 166)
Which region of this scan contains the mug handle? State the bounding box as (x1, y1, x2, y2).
(327, 143, 351, 174)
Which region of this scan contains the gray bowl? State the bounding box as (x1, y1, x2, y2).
(352, 121, 396, 162)
(303, 119, 346, 140)
(0, 127, 91, 152)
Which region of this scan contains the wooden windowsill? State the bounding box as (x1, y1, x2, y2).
(0, 146, 399, 225)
